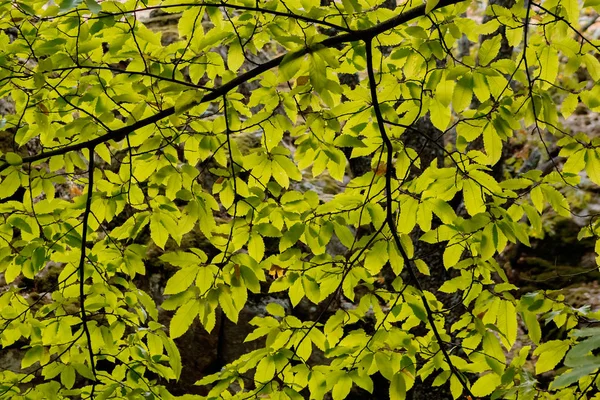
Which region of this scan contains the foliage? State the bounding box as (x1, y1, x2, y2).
(1, 0, 600, 398)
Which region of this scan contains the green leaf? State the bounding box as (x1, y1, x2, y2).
(332, 374, 352, 400)
(248, 232, 265, 262)
(497, 300, 517, 349)
(280, 51, 305, 81)
(449, 375, 463, 399)
(164, 266, 199, 295)
(561, 93, 579, 118)
(0, 170, 21, 199)
(309, 52, 328, 92)
(255, 356, 275, 383)
(84, 0, 101, 13)
(95, 144, 111, 164)
(430, 199, 457, 223)
(334, 223, 355, 248)
(417, 202, 433, 232)
(483, 331, 506, 366)
(60, 365, 76, 389)
(539, 46, 559, 87)
(389, 372, 406, 400)
(365, 240, 389, 275)
(453, 75, 473, 112)
(479, 36, 501, 66)
(388, 241, 405, 275)
(429, 97, 451, 131)
(471, 373, 501, 397)
(170, 300, 200, 339)
(425, 0, 441, 14)
(32, 247, 45, 270)
(443, 243, 463, 269)
(522, 311, 541, 345)
(289, 278, 305, 307)
(257, 223, 281, 237)
(351, 370, 373, 393)
(533, 340, 570, 374)
(228, 40, 244, 71)
(175, 91, 199, 115)
(160, 251, 205, 268)
(480, 223, 496, 261)
(5, 263, 20, 284)
(483, 124, 502, 165)
(586, 149, 600, 186)
(334, 134, 367, 148)
(5, 152, 22, 166)
(59, 0, 82, 12)
(150, 213, 170, 250)
(158, 331, 182, 379)
(302, 276, 320, 304)
(530, 185, 544, 212)
(540, 185, 570, 217)
(462, 179, 486, 216)
(375, 353, 395, 381)
(219, 287, 240, 323)
(414, 259, 430, 275)
(22, 346, 43, 369)
(266, 303, 286, 317)
(550, 365, 599, 390)
(398, 196, 418, 234)
(407, 302, 427, 322)
(436, 78, 455, 107)
(563, 148, 586, 175)
(240, 265, 261, 293)
(137, 290, 159, 321)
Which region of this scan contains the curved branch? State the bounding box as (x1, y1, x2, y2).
(78, 146, 98, 395)
(364, 38, 475, 397)
(0, 0, 463, 173)
(84, 2, 353, 33)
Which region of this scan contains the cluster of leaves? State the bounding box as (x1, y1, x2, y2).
(1, 0, 600, 399)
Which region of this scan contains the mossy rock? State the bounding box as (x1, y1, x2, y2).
(517, 257, 600, 291)
(233, 130, 262, 155)
(561, 282, 600, 310)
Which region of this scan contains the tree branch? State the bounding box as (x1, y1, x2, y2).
(78, 146, 98, 395)
(0, 0, 463, 173)
(364, 38, 475, 397)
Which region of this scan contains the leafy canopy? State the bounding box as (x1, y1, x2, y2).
(1, 0, 600, 399)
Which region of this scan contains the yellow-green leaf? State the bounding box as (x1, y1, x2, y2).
(443, 243, 463, 269)
(248, 232, 265, 262)
(539, 46, 559, 88)
(534, 340, 570, 374)
(5, 152, 22, 165)
(150, 214, 169, 249)
(389, 372, 406, 400)
(483, 124, 502, 166)
(164, 266, 199, 295)
(471, 373, 501, 397)
(561, 93, 579, 118)
(462, 179, 486, 216)
(453, 75, 473, 112)
(586, 149, 600, 185)
(170, 300, 199, 339)
(497, 300, 517, 349)
(429, 97, 451, 131)
(479, 36, 501, 66)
